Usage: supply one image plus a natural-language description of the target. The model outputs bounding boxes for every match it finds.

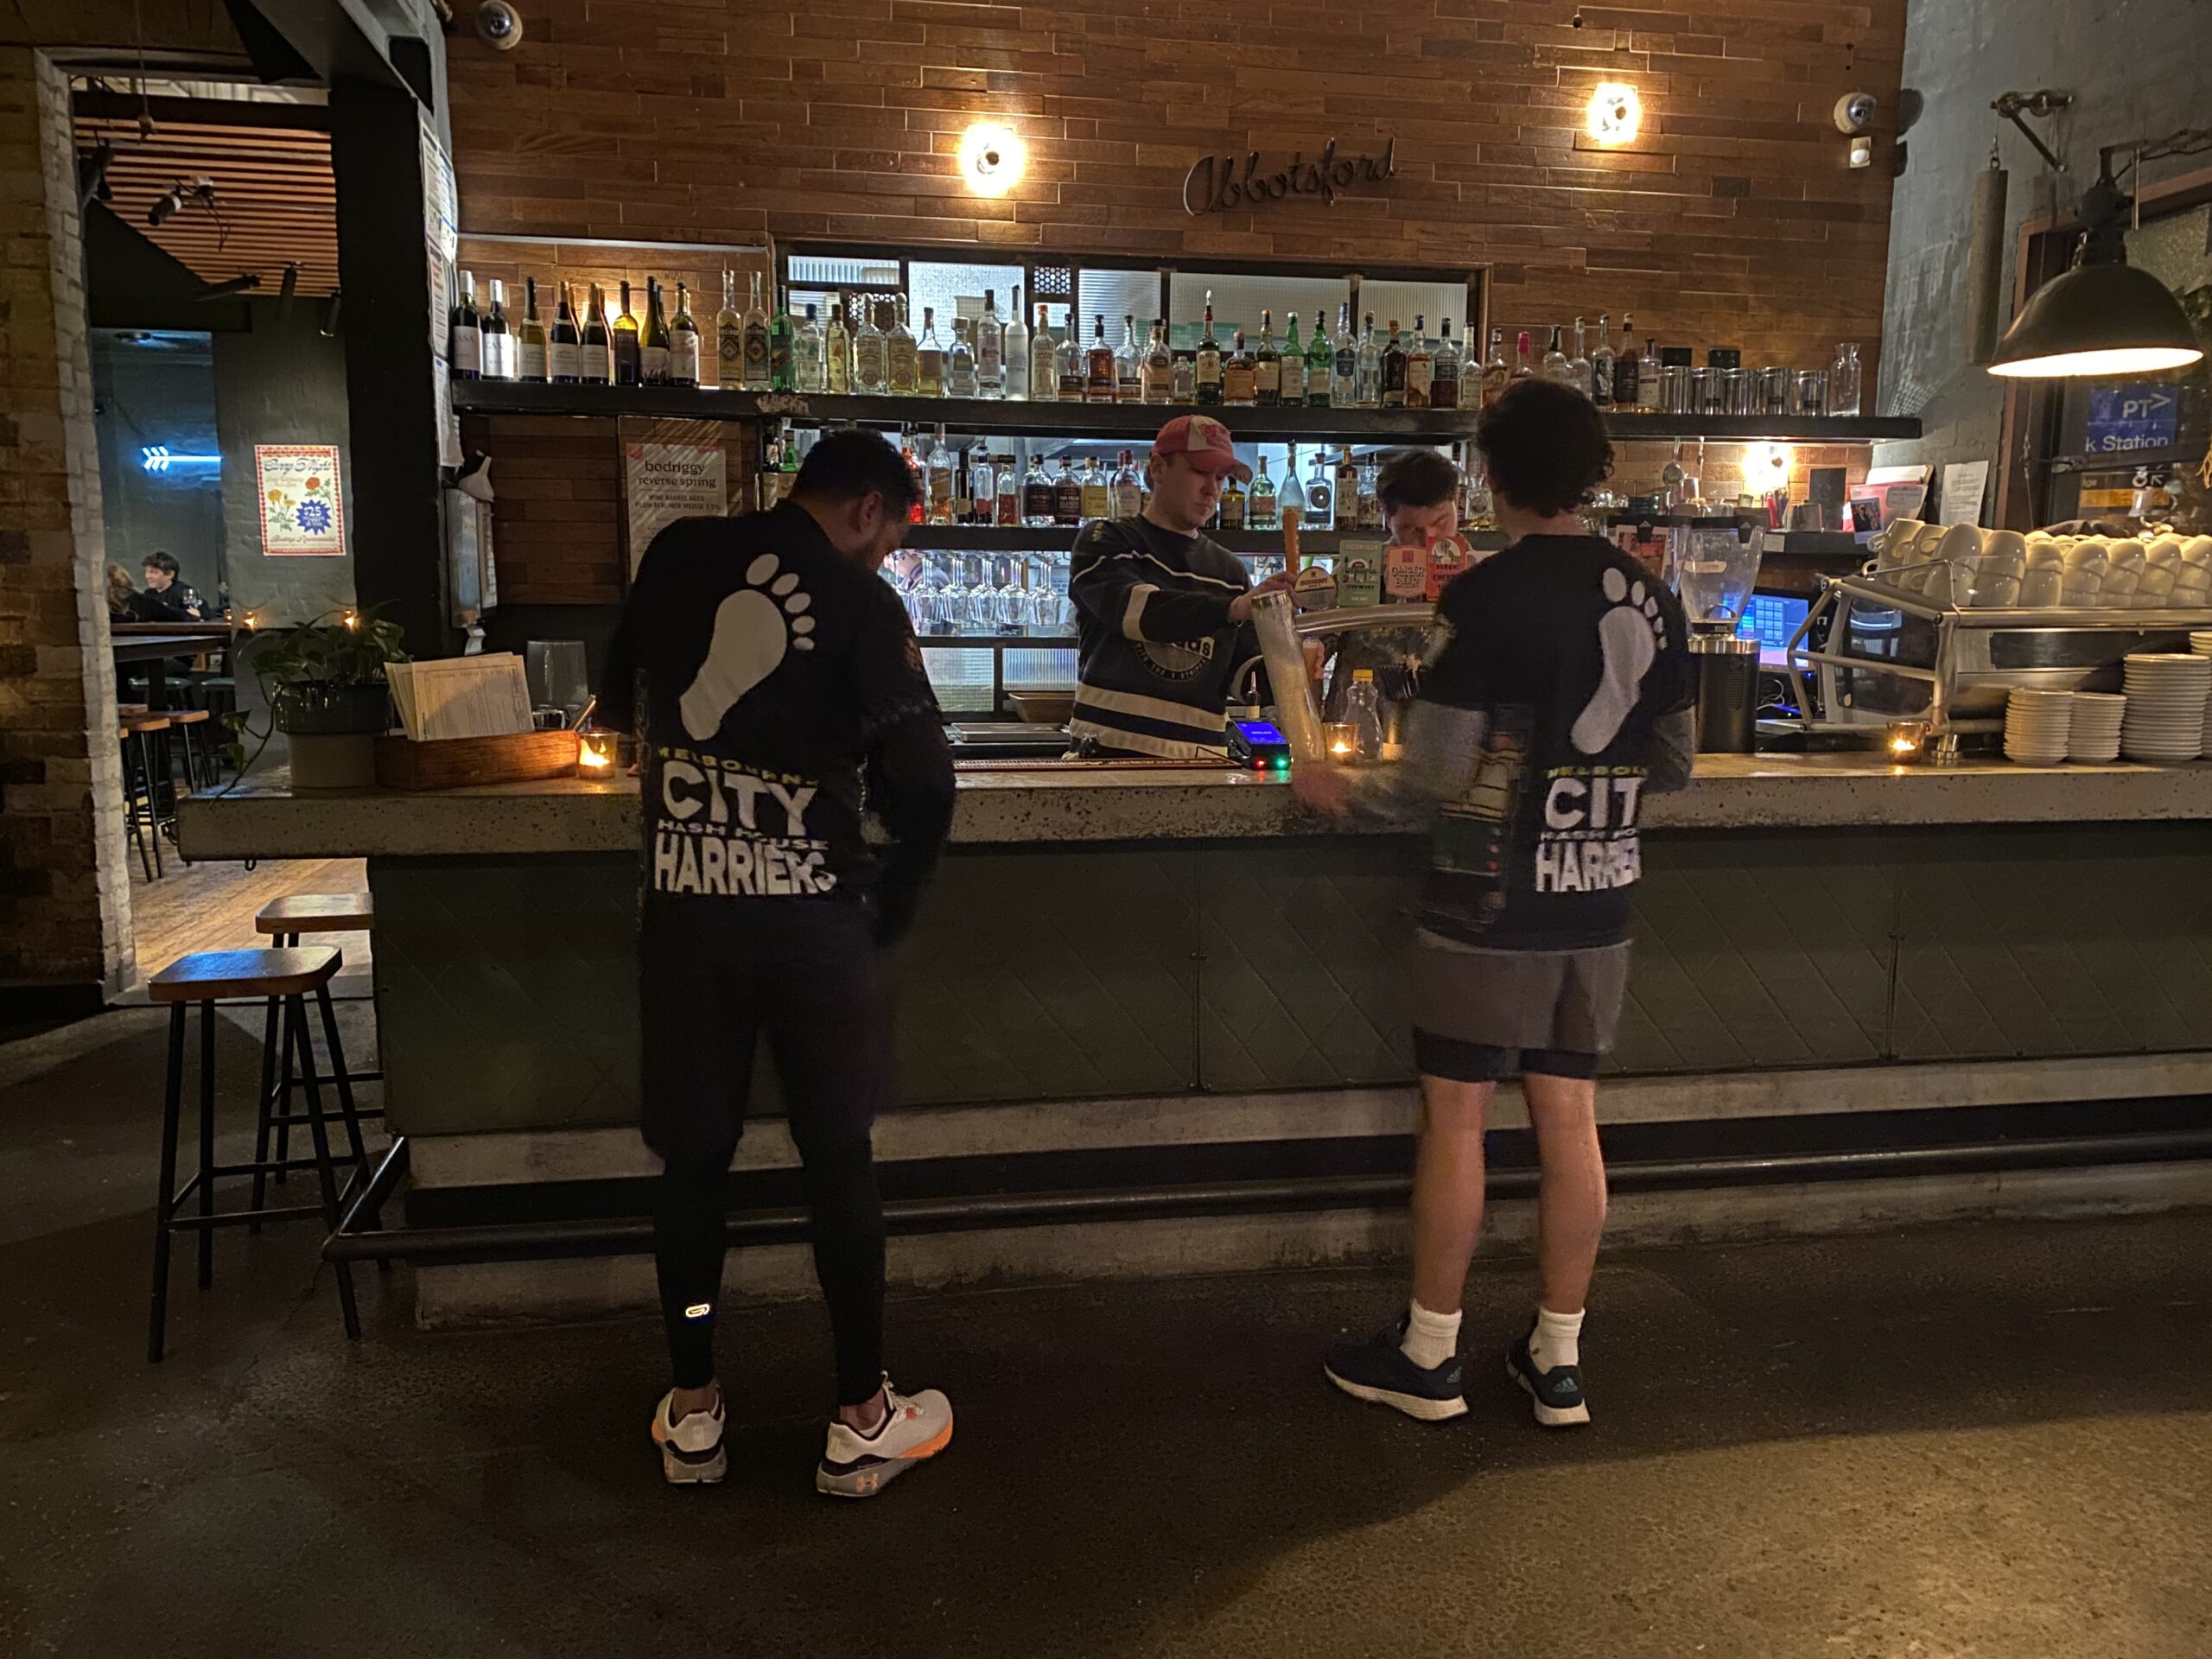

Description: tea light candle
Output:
[1323,721,1357,761]
[1885,721,1929,763]
[579,729,620,771]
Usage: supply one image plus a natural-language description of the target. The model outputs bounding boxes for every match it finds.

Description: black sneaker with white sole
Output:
[1505,1332,1590,1427]
[1324,1314,1467,1422]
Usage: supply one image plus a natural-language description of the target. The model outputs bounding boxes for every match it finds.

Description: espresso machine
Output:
[1673,521,1764,753]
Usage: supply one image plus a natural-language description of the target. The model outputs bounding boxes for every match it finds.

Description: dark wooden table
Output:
[113,632,230,711]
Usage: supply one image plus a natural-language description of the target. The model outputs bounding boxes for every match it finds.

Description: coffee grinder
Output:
[1672,520,1764,753]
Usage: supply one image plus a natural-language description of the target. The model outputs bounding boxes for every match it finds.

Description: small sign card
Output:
[254,444,346,558]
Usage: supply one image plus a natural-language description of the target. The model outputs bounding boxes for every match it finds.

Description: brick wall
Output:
[0,48,133,993]
[447,0,1906,385]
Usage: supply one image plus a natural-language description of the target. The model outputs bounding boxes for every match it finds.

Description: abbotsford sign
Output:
[1181,137,1398,216]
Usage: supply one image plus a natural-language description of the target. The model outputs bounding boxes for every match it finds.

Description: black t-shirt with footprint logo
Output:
[1419,533,1693,951]
[600,503,954,930]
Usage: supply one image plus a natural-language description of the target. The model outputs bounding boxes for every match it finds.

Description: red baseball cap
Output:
[1149,414,1251,483]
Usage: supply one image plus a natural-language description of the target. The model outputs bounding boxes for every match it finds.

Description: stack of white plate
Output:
[2120,653,2212,761]
[2193,632,2212,755]
[2068,692,2126,763]
[2004,688,2073,765]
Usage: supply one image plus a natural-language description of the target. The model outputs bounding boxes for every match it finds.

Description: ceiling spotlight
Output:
[194,274,262,301]
[148,177,215,228]
[321,290,342,338]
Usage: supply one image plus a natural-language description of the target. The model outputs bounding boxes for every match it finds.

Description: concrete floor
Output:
[3,1009,2209,1657]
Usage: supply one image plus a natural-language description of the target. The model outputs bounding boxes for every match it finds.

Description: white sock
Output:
[1401,1300,1462,1370]
[1530,1306,1584,1373]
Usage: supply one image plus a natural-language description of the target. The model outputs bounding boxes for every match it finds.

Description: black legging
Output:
[642,899,893,1407]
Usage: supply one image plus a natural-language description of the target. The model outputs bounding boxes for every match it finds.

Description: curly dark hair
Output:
[1375,447,1461,517]
[792,428,921,518]
[1473,378,1613,517]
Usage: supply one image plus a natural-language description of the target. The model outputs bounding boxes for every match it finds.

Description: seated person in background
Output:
[130,550,207,623]
[105,563,137,620]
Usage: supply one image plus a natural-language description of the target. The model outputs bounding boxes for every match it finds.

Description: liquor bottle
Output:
[1336,447,1360,531]
[887,298,919,394]
[1218,468,1246,532]
[1171,345,1196,405]
[1196,290,1224,405]
[1280,445,1306,526]
[1224,329,1255,405]
[518,276,550,382]
[1429,317,1459,409]
[947,318,977,398]
[1404,317,1431,410]
[1568,318,1591,397]
[1356,456,1382,530]
[670,283,702,387]
[854,301,888,394]
[1660,440,1686,510]
[1306,305,1333,405]
[1510,329,1535,381]
[995,454,1020,526]
[1248,454,1278,531]
[639,278,671,385]
[1355,314,1382,407]
[1306,448,1335,529]
[1079,454,1112,521]
[1085,315,1116,403]
[917,307,945,396]
[967,448,995,525]
[1639,336,1657,410]
[715,270,743,389]
[1028,303,1058,402]
[1141,320,1173,404]
[792,302,823,393]
[1612,313,1640,409]
[482,278,514,379]
[1480,327,1508,406]
[1056,320,1084,401]
[1253,310,1281,406]
[549,282,582,383]
[824,301,850,394]
[1590,313,1615,410]
[976,289,1004,397]
[767,288,795,391]
[895,426,925,524]
[448,270,482,379]
[1332,305,1358,406]
[926,431,955,524]
[1116,315,1142,403]
[741,273,770,391]
[1112,448,1143,518]
[580,283,613,385]
[1022,455,1055,527]
[1541,325,1570,384]
[1380,320,1408,409]
[1280,313,1306,406]
[1053,457,1084,526]
[1004,285,1029,401]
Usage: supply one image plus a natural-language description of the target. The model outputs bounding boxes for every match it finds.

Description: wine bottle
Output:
[670,282,701,387]
[448,269,482,379]
[482,279,514,380]
[581,283,613,385]
[518,276,549,382]
[1254,309,1280,406]
[549,282,581,383]
[611,281,641,386]
[639,278,671,385]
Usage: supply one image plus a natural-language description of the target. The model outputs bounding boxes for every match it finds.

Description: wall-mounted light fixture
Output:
[1584,83,1640,146]
[957,121,1027,196]
[140,445,220,474]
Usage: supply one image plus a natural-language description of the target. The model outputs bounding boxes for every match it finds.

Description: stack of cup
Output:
[2120,653,2212,761]
[2003,688,2073,765]
[2192,632,2212,756]
[2067,692,2126,763]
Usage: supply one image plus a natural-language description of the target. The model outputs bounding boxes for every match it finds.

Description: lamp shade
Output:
[1987,260,2204,378]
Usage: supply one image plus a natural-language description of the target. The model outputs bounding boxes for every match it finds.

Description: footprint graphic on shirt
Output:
[677,553,816,740]
[1570,566,1668,755]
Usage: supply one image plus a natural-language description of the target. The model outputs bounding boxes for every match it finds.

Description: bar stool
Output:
[146,946,367,1362]
[252,893,382,1213]
[166,707,215,794]
[118,715,171,880]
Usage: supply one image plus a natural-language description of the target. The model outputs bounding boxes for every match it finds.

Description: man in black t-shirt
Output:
[598,430,959,1497]
[1297,379,1694,1430]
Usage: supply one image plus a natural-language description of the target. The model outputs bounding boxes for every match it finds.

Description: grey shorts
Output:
[1407,934,1631,1077]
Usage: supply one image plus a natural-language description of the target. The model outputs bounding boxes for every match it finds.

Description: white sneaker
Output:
[815,1376,953,1497]
[652,1389,728,1485]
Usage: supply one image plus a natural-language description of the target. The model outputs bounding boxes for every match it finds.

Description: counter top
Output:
[177,753,2212,861]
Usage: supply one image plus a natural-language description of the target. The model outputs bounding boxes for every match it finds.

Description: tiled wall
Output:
[0,49,132,991]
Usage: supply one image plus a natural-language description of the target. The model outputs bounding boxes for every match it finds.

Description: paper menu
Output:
[385,654,535,741]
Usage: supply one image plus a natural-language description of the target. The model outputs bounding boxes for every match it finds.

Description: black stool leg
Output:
[288,995,361,1341]
[250,995,280,1230]
[137,732,163,878]
[197,1000,215,1288]
[148,1004,186,1363]
[272,948,296,1180]
[123,739,153,882]
[315,983,372,1186]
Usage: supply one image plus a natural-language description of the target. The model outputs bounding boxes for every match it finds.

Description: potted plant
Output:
[221,606,408,791]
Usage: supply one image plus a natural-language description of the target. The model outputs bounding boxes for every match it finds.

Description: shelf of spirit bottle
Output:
[450,381,1921,444]
[898,527,1444,556]
[914,635,1078,649]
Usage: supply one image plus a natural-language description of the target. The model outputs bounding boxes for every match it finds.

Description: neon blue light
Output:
[141,445,220,474]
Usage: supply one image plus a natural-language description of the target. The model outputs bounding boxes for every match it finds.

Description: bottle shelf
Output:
[897,526,1512,555]
[450,380,1919,444]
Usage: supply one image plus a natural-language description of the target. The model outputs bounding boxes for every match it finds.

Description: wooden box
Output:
[373,729,580,791]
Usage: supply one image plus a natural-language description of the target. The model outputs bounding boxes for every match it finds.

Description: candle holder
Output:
[1884,720,1930,764]
[578,728,623,772]
[1323,721,1359,763]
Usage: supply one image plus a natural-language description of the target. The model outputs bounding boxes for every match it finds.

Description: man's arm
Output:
[855,588,956,945]
[1068,523,1244,644]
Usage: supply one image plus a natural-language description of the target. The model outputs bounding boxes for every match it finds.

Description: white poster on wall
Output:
[254,444,346,558]
[625,442,727,576]
[1938,460,1990,527]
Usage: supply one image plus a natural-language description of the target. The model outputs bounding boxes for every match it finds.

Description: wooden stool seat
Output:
[167,708,212,725]
[123,714,173,734]
[257,893,375,935]
[118,702,149,715]
[150,946,342,1003]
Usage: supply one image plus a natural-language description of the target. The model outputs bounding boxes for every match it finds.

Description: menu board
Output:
[254,444,346,557]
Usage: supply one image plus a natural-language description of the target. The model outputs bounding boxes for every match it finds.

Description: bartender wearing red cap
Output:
[1066,415,1297,759]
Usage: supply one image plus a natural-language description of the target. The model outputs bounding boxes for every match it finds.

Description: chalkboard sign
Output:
[2084,385,2179,454]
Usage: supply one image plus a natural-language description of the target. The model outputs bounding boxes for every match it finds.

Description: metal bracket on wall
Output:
[1993,90,2073,173]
